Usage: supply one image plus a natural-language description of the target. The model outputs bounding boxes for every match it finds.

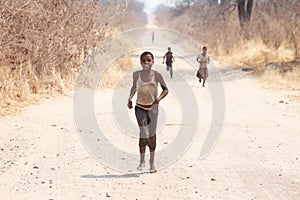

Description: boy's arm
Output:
[153,71,168,104]
[196,55,200,63]
[162,53,166,63]
[127,72,138,109]
[197,55,207,64]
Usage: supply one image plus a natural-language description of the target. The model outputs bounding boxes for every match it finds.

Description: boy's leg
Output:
[149,150,156,173]
[202,68,208,87]
[137,146,146,170]
[138,125,149,170]
[149,135,157,173]
[148,109,158,173]
[135,106,150,170]
[170,66,173,79]
[166,62,171,71]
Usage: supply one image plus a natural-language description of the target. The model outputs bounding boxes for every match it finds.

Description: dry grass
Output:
[97,53,135,90]
[253,60,300,102]
[217,40,295,67]
[255,60,300,89]
[0,0,145,118]
[156,0,300,95]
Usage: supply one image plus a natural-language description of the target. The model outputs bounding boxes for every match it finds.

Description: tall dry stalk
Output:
[0,0,144,117]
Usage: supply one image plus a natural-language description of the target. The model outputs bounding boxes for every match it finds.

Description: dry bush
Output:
[119,1,147,29]
[155,1,244,57]
[154,0,300,100]
[257,61,300,92]
[0,0,145,117]
[157,0,300,64]
[156,0,299,77]
[97,53,135,90]
[217,39,294,67]
[252,0,300,60]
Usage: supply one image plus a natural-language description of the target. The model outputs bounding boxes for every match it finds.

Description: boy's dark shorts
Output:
[135,106,158,151]
[166,61,173,68]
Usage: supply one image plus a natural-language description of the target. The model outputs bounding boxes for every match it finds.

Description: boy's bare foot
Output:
[199,79,201,83]
[137,162,145,171]
[150,168,157,173]
[150,164,157,173]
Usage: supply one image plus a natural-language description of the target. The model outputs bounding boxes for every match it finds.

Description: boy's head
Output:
[168,47,171,51]
[140,51,154,70]
[140,51,154,61]
[202,46,207,52]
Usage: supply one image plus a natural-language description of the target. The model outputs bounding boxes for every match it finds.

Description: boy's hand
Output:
[127,100,133,109]
[152,99,160,105]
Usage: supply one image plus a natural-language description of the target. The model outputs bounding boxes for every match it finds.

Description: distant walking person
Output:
[196,46,210,87]
[127,51,169,173]
[162,47,175,79]
[151,32,155,43]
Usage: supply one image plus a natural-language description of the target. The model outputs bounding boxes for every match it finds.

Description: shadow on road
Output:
[80,172,148,179]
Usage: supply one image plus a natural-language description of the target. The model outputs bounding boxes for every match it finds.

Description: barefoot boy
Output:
[162,47,175,79]
[127,51,168,173]
[196,46,210,87]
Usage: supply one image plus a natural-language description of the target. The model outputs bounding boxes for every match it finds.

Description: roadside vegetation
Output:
[156,0,300,90]
[0,0,145,117]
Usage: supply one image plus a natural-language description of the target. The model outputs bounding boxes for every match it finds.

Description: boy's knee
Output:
[148,135,156,151]
[139,126,149,138]
[139,138,148,147]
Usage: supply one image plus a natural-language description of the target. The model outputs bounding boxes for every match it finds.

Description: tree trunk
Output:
[209,0,219,7]
[237,0,254,39]
[238,0,254,26]
[220,0,223,4]
[220,0,231,5]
